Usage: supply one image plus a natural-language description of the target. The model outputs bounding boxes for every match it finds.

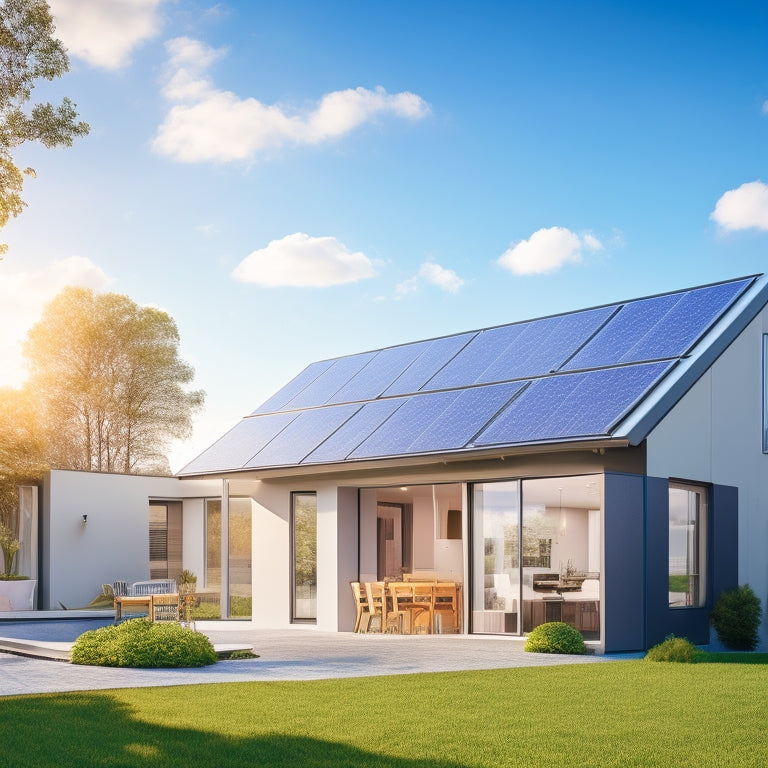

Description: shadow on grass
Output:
[1,694,468,768]
[696,652,768,664]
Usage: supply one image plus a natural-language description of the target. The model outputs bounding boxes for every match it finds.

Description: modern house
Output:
[12,274,768,653]
[172,273,768,652]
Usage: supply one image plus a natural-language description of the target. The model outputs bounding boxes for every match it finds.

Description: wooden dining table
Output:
[382,581,462,634]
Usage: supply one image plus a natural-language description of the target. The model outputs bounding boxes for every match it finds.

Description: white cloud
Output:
[153,37,430,163]
[231,233,376,288]
[50,0,165,70]
[497,227,603,276]
[710,180,768,232]
[0,256,111,386]
[396,261,465,297]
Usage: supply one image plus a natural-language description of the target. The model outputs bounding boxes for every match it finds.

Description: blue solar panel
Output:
[407,382,526,454]
[564,279,752,371]
[474,362,674,446]
[382,332,477,396]
[246,404,361,467]
[475,306,617,384]
[349,391,462,459]
[303,399,405,464]
[281,351,377,410]
[180,412,299,474]
[252,360,335,414]
[327,342,430,404]
[421,324,529,391]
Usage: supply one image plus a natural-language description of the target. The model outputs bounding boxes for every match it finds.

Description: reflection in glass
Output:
[472,482,520,634]
[669,483,706,607]
[229,498,252,618]
[472,476,602,640]
[292,492,317,621]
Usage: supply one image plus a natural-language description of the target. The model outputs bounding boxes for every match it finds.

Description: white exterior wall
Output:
[43,470,219,610]
[646,307,768,647]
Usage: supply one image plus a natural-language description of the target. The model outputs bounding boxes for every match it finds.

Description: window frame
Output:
[668,481,708,609]
[290,491,318,624]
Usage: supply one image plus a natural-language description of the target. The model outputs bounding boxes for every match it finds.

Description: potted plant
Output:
[0,477,37,610]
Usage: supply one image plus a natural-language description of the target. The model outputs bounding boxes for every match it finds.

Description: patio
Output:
[0,622,630,697]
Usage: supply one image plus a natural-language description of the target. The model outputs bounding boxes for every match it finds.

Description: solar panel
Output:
[281,350,377,410]
[349,390,463,459]
[180,412,299,474]
[407,382,526,454]
[303,399,405,464]
[246,404,361,467]
[420,323,527,391]
[382,332,477,396]
[563,279,752,371]
[475,305,617,383]
[327,342,430,404]
[252,359,335,414]
[474,362,674,446]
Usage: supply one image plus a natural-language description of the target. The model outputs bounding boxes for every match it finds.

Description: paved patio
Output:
[0,619,640,698]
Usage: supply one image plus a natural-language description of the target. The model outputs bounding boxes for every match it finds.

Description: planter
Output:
[0,579,37,611]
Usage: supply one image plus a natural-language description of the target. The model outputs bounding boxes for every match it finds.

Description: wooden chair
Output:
[350,582,372,633]
[431,582,459,633]
[364,582,387,633]
[411,583,434,634]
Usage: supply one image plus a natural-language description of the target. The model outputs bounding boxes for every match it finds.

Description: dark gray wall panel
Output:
[603,472,646,652]
[710,483,739,605]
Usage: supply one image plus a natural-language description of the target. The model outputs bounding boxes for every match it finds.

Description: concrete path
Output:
[0,621,640,698]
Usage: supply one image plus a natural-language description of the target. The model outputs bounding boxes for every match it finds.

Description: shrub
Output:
[226,649,259,660]
[71,619,218,668]
[524,622,586,654]
[710,584,763,651]
[645,635,700,663]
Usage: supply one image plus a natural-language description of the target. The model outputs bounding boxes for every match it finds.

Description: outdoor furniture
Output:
[113,579,179,622]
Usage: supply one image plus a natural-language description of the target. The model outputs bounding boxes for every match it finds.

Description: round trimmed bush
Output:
[645,635,699,663]
[710,584,763,651]
[524,622,586,654]
[71,619,218,668]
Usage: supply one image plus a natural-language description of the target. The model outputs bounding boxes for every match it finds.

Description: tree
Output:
[0,0,89,254]
[0,385,46,575]
[23,286,205,475]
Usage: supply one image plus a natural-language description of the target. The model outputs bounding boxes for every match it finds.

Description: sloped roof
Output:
[179,274,767,476]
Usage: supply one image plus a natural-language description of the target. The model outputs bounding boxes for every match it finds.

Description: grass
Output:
[1,660,766,767]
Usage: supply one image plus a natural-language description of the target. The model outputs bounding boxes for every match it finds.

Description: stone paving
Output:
[0,621,641,698]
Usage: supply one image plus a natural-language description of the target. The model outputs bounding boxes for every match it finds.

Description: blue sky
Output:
[1,0,767,471]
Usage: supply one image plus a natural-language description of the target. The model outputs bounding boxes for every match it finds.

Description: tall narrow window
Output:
[149,502,182,580]
[228,498,252,618]
[292,492,317,622]
[668,483,707,608]
[763,334,768,453]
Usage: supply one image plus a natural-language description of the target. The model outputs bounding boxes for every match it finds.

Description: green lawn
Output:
[1,660,766,767]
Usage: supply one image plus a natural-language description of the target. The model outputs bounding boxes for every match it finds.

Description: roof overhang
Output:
[613,273,768,444]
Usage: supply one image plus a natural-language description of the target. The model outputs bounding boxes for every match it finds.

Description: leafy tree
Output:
[0,0,89,254]
[23,286,204,475]
[0,386,46,575]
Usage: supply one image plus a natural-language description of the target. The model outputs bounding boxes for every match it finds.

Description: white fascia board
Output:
[614,274,768,445]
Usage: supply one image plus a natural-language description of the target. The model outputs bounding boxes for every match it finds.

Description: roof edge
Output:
[614,273,768,444]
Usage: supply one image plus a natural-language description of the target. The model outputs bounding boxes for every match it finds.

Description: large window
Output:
[471,476,602,639]
[668,482,707,608]
[292,492,317,622]
[204,497,252,619]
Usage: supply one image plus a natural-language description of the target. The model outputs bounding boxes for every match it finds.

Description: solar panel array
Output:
[180,277,754,475]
